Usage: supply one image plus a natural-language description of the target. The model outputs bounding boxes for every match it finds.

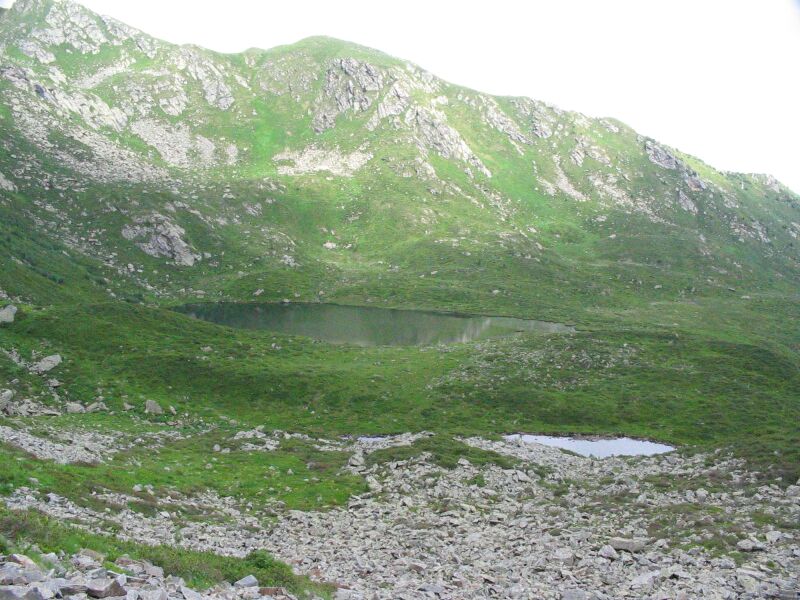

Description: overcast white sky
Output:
[4,0,799,192]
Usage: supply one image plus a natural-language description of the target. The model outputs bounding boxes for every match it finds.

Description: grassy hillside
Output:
[0,0,798,555]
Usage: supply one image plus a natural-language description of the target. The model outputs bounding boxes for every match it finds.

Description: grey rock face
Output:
[56,581,87,596]
[35,86,129,131]
[560,591,590,600]
[1,63,124,130]
[366,80,411,131]
[0,67,167,184]
[645,140,679,170]
[313,58,384,132]
[34,0,110,55]
[18,39,55,64]
[347,452,365,468]
[510,97,556,139]
[474,95,531,148]
[0,305,17,324]
[684,171,707,191]
[122,214,200,266]
[677,189,698,214]
[0,564,39,586]
[174,48,234,110]
[736,538,766,552]
[629,570,660,589]
[405,106,491,178]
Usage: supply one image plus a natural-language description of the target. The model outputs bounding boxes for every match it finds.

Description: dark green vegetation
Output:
[0,0,798,577]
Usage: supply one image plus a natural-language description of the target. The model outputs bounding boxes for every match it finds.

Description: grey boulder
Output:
[86,578,126,598]
[144,400,163,415]
[0,305,17,324]
[233,575,258,588]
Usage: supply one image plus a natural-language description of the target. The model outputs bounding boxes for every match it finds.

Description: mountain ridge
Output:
[2,0,796,196]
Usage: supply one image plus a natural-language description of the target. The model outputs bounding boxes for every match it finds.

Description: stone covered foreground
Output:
[0,551,298,600]
[4,433,799,599]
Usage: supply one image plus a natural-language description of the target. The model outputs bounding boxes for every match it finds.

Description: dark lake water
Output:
[176,302,575,347]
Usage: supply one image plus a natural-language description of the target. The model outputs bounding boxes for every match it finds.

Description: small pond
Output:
[505,434,674,458]
[176,302,575,347]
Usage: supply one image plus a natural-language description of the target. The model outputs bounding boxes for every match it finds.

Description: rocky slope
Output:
[5,431,800,599]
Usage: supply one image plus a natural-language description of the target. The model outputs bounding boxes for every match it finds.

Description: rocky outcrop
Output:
[511,98,557,139]
[273,145,372,177]
[482,97,530,146]
[1,66,167,183]
[405,107,491,177]
[645,140,680,170]
[677,189,698,214]
[365,80,411,130]
[171,49,234,110]
[1,65,127,131]
[100,15,161,58]
[0,390,58,418]
[17,38,55,63]
[122,214,200,266]
[33,0,109,55]
[258,53,318,99]
[313,58,384,132]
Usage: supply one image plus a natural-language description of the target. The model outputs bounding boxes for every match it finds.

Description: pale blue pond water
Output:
[505,434,674,458]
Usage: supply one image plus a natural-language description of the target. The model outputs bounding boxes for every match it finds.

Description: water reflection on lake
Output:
[176,302,574,347]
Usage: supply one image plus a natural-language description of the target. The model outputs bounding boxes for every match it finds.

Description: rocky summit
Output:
[0,0,799,599]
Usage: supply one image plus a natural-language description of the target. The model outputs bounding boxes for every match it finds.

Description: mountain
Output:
[0,2,799,596]
[1,0,798,308]
[1,0,799,465]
